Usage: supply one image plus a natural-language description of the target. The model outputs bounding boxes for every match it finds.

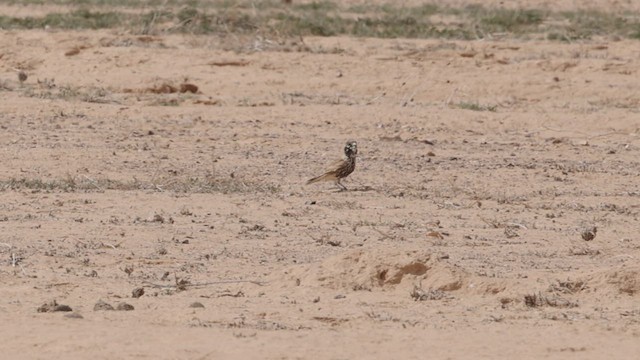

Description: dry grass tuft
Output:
[524,292,578,308]
[0,175,279,194]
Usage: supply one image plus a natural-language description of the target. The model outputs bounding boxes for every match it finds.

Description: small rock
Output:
[132,287,145,298]
[180,83,198,94]
[37,300,72,313]
[18,71,27,83]
[581,226,597,241]
[116,303,135,311]
[94,300,115,311]
[54,304,73,312]
[189,302,205,309]
[334,294,346,299]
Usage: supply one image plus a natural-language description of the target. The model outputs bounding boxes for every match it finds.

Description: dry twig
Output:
[142,279,266,289]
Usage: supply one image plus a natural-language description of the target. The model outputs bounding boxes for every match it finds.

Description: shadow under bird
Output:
[306,140,358,191]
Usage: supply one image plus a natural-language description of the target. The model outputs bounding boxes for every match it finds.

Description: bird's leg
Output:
[335,180,347,191]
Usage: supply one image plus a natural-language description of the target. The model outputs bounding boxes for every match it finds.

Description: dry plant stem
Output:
[540,121,630,140]
[306,232,322,243]
[82,175,104,191]
[505,222,528,229]
[142,11,158,34]
[142,279,266,289]
[401,87,420,107]
[11,253,27,276]
[165,17,196,32]
[366,92,386,105]
[103,243,118,250]
[373,227,392,241]
[444,87,459,107]
[480,216,502,228]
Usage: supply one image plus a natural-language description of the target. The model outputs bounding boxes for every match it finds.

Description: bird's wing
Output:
[324,158,346,173]
[306,158,344,184]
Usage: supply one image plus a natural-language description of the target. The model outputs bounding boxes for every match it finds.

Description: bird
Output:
[307,140,358,191]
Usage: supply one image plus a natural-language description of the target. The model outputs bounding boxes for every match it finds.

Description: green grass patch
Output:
[477,7,545,32]
[1,2,640,41]
[0,9,122,29]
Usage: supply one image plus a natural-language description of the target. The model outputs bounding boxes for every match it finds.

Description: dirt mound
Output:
[583,266,640,296]
[281,249,468,292]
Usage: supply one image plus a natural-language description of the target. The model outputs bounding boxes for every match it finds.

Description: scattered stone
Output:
[180,83,198,93]
[123,265,134,276]
[37,300,72,313]
[581,226,597,241]
[65,47,81,56]
[94,300,115,311]
[116,302,135,311]
[54,304,73,312]
[132,287,145,298]
[189,302,205,309]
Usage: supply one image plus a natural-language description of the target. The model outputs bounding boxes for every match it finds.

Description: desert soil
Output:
[1,2,640,359]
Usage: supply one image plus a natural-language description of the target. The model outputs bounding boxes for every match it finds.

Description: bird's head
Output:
[344,140,358,157]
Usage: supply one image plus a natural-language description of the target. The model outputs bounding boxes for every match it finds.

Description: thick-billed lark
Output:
[307,140,357,191]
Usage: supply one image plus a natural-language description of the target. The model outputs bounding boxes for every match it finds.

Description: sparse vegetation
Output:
[1,2,640,40]
[0,9,123,30]
[411,285,451,301]
[451,101,497,112]
[0,175,279,194]
[524,292,578,308]
[24,83,114,103]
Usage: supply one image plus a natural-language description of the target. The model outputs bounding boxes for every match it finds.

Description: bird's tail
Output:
[306,173,331,185]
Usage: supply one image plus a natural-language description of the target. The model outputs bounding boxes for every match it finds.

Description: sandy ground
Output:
[1,3,640,359]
